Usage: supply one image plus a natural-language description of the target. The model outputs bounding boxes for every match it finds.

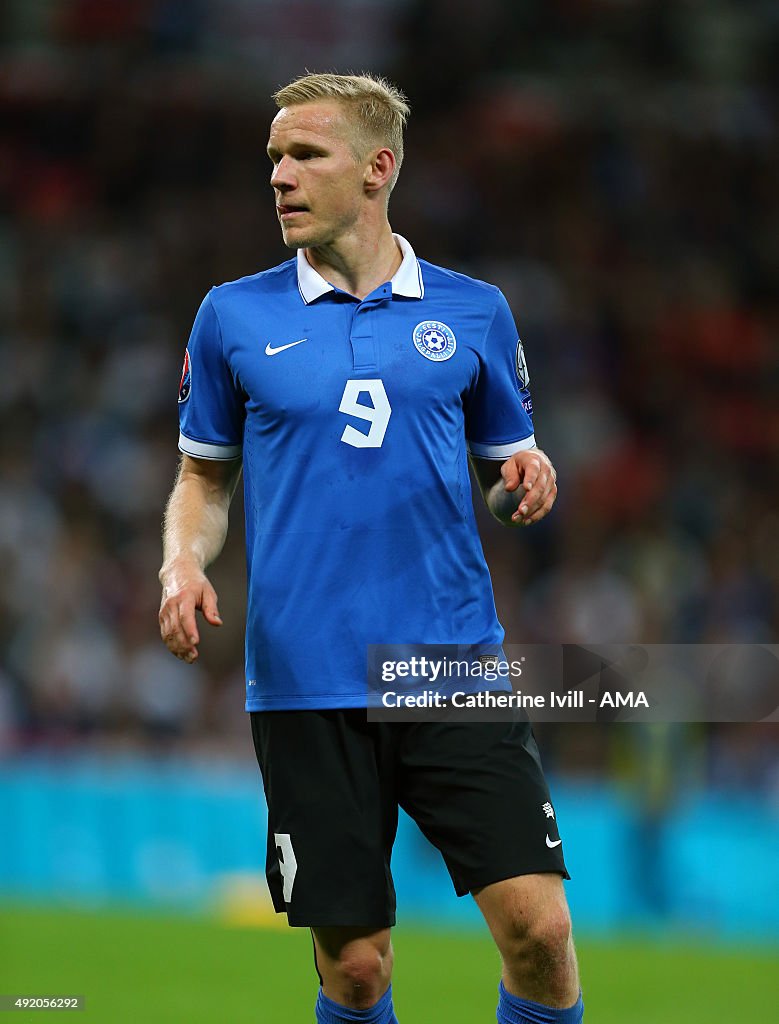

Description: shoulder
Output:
[208,258,298,310]
[418,258,502,308]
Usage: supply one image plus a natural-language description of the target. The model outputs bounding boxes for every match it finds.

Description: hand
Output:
[158,560,223,663]
[500,447,558,526]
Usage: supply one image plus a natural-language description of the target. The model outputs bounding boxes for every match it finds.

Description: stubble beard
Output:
[279,203,360,252]
[280,222,322,251]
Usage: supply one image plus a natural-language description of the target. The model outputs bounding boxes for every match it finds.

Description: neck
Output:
[304,223,401,300]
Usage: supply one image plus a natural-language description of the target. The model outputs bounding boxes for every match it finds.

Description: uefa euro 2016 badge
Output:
[413,320,456,362]
[178,348,191,403]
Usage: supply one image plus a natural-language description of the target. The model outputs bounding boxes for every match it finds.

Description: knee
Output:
[339,942,391,999]
[525,906,573,968]
[323,937,393,1009]
[503,904,573,974]
[477,878,579,1004]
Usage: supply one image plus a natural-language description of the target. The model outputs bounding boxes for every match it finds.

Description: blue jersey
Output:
[178,235,535,711]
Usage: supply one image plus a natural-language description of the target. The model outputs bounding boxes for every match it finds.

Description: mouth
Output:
[277,204,309,220]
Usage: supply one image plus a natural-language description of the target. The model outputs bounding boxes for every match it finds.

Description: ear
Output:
[364,148,396,193]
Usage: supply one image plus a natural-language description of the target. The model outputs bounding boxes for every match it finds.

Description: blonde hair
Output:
[273,72,410,193]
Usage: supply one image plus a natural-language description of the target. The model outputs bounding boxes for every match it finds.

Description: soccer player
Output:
[159,73,583,1024]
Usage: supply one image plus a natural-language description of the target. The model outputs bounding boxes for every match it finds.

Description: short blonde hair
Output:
[273,72,410,193]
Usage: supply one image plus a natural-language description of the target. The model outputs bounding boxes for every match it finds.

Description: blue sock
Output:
[315,983,398,1024]
[497,981,583,1023]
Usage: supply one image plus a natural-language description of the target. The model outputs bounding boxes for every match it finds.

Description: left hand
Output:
[500,447,558,525]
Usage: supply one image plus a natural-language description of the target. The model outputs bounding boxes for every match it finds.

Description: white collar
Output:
[296,233,424,304]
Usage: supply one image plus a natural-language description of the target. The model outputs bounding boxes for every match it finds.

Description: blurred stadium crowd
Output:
[0,2,777,790]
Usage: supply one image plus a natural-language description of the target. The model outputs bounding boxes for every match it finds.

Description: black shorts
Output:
[250,708,569,927]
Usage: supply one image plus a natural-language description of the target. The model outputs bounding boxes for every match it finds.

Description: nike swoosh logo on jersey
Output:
[546,835,562,848]
[265,338,308,356]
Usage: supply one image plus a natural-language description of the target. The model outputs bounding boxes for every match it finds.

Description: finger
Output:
[516,455,542,501]
[512,476,554,522]
[158,607,170,640]
[161,619,196,660]
[518,488,557,525]
[178,598,200,647]
[158,596,198,660]
[201,585,223,627]
[514,469,549,518]
[500,458,521,492]
[161,600,197,657]
[168,626,198,662]
[159,605,183,649]
[162,627,196,661]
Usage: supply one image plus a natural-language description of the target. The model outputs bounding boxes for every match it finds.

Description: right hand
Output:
[158,560,223,663]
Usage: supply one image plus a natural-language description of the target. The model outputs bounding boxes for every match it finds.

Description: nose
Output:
[270,156,295,193]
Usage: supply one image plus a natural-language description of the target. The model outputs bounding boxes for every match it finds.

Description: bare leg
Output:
[474,873,580,1008]
[312,926,394,1011]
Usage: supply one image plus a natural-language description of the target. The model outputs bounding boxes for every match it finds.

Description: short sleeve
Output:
[177,291,244,460]
[465,289,535,459]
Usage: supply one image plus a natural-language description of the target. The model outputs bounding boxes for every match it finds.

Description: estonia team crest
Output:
[413,320,456,362]
[515,338,530,389]
[178,348,191,403]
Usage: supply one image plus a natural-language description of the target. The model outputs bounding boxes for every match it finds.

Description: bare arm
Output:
[470,447,557,527]
[158,454,242,662]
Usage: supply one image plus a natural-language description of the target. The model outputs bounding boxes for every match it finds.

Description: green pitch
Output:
[1,905,776,1023]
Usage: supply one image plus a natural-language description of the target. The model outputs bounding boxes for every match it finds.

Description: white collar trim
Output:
[296,233,423,303]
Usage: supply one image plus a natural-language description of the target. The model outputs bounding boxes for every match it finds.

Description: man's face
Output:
[267,101,369,249]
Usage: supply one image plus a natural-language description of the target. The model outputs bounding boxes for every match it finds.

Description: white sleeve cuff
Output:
[178,432,242,460]
[466,434,536,460]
